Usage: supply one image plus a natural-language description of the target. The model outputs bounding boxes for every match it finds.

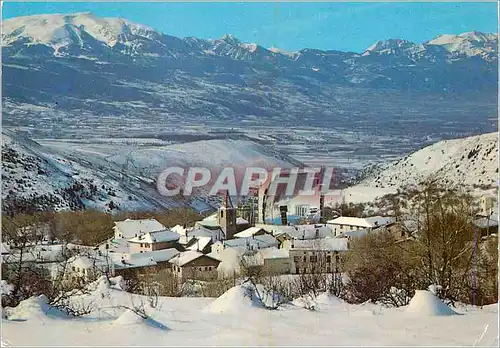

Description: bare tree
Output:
[239,253,291,310]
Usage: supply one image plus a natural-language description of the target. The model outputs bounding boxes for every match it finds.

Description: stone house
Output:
[282,238,348,274]
[169,251,221,281]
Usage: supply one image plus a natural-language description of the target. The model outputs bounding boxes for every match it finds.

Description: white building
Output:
[114,248,180,271]
[64,253,115,281]
[214,246,292,278]
[479,193,498,217]
[326,216,394,236]
[128,229,180,254]
[113,219,168,239]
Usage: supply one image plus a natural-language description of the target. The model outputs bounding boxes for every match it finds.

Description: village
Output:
[2,182,498,299]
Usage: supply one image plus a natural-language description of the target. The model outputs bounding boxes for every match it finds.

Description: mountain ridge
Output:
[3,12,497,59]
[356,132,498,191]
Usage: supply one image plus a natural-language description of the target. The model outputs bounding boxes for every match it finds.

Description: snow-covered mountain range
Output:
[357,132,498,191]
[2,13,497,122]
[3,13,497,62]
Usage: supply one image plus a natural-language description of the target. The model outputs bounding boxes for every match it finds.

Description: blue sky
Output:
[2,2,498,52]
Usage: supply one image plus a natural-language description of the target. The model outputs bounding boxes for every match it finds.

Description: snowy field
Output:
[2,277,498,346]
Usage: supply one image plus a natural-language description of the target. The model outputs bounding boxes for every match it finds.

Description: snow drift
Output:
[205,285,259,313]
[113,309,169,331]
[405,290,458,316]
[206,283,288,313]
[4,295,69,321]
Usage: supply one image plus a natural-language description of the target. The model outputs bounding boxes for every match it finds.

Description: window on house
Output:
[199,267,203,271]
[350,226,353,230]
[140,243,143,247]
[310,255,318,263]
[72,266,75,272]
[296,267,300,274]
[326,265,331,272]
[326,255,332,263]
[303,256,306,262]
[220,210,224,218]
[293,256,301,263]
[335,255,340,263]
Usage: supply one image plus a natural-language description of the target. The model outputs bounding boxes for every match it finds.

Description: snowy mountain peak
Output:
[364,38,416,55]
[220,34,241,45]
[2,12,159,52]
[426,31,497,59]
[458,31,496,42]
[362,31,497,60]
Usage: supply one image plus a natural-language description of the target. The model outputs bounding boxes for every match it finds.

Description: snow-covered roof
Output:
[196,213,219,228]
[114,219,167,239]
[473,217,499,229]
[234,227,268,238]
[203,212,218,221]
[187,237,212,252]
[187,226,224,242]
[327,216,394,228]
[237,217,249,225]
[206,251,223,262]
[128,230,179,244]
[169,250,220,267]
[255,224,298,235]
[130,248,180,263]
[258,247,289,260]
[197,213,248,228]
[241,247,289,267]
[289,238,349,251]
[68,253,110,270]
[224,234,279,250]
[286,225,335,240]
[97,238,129,254]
